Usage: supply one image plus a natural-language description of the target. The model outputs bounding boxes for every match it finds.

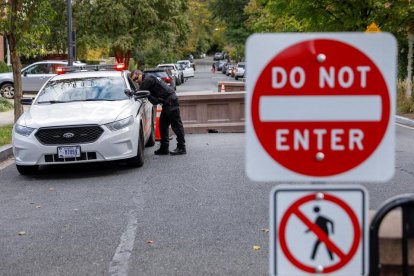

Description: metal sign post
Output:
[245,33,397,276]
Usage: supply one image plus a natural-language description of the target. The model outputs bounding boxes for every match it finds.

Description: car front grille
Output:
[35,125,104,145]
[44,152,97,163]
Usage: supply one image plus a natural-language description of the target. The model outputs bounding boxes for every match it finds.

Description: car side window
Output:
[127,77,139,90]
[25,64,50,75]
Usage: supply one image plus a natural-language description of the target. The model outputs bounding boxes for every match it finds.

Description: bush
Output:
[0,97,13,112]
[397,80,414,114]
[0,61,11,73]
[0,125,12,146]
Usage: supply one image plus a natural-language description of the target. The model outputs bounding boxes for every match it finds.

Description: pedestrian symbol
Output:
[306,206,334,261]
[270,185,368,276]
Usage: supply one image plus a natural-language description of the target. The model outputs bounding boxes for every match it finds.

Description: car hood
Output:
[19,100,136,128]
[0,72,13,79]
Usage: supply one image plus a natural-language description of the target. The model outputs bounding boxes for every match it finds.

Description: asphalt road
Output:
[176,57,239,93]
[0,57,414,275]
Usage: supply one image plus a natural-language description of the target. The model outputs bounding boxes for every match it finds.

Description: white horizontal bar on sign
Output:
[259,95,382,122]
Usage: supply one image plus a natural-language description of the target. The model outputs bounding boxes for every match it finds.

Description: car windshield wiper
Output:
[37,100,67,104]
[84,99,118,101]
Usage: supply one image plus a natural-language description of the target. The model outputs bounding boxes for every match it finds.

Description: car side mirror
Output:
[134,90,150,99]
[124,89,134,97]
[23,71,28,77]
[21,98,33,105]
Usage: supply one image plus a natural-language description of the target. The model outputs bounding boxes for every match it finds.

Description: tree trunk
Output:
[407,33,414,99]
[7,33,23,123]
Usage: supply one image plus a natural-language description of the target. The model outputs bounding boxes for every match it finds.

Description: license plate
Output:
[57,146,81,158]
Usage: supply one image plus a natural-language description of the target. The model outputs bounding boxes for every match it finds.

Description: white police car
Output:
[12,64,155,175]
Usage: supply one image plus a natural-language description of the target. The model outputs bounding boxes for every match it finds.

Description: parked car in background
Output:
[216,60,226,72]
[235,62,246,80]
[223,63,234,76]
[176,63,186,84]
[144,68,176,90]
[177,60,195,79]
[0,60,86,99]
[12,64,155,175]
[214,52,225,61]
[157,63,183,85]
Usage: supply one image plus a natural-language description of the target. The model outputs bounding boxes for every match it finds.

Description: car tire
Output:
[1,83,15,99]
[145,113,156,147]
[16,164,39,175]
[126,127,144,168]
[235,76,239,80]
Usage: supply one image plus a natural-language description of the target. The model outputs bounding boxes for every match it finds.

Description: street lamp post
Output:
[67,0,73,66]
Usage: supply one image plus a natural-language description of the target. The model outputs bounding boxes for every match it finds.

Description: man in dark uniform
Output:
[131,70,186,155]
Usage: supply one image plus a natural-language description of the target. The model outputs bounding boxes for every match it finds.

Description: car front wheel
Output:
[1,83,14,99]
[126,127,144,168]
[16,165,39,175]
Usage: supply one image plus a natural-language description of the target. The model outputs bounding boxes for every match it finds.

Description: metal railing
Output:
[370,194,414,276]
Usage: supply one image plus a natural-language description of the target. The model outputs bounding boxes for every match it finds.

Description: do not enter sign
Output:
[246,33,396,182]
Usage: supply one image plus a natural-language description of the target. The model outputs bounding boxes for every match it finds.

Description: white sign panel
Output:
[270,185,369,276]
[246,33,396,182]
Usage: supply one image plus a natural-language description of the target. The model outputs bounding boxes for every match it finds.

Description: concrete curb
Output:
[396,115,414,127]
[0,115,413,164]
[0,144,12,162]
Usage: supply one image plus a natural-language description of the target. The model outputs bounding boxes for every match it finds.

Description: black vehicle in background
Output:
[143,68,176,91]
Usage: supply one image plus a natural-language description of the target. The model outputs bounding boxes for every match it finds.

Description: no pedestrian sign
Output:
[246,33,396,182]
[270,185,368,276]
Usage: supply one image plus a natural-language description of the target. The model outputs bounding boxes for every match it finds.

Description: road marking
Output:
[109,210,139,276]
[397,123,414,130]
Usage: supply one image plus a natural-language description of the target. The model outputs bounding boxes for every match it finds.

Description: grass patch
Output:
[397,80,414,114]
[0,97,13,112]
[0,124,12,146]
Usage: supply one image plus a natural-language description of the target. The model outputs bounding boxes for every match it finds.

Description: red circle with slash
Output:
[278,193,361,273]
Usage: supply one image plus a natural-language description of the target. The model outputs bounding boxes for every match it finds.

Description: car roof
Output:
[158,64,176,67]
[32,60,85,65]
[51,70,125,81]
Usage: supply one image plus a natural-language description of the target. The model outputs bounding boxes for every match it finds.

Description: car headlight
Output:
[14,124,36,136]
[105,115,134,131]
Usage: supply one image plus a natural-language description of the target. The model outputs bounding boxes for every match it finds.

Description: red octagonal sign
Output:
[246,34,396,182]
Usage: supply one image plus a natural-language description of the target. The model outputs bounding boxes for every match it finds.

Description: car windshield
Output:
[158,66,174,70]
[36,77,128,104]
[238,64,245,69]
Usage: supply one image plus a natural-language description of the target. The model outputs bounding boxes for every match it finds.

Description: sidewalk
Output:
[0,109,14,127]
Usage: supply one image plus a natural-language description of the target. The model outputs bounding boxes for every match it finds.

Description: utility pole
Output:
[67,0,73,66]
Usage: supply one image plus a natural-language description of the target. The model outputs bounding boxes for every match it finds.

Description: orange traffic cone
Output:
[155,105,162,141]
[220,82,225,92]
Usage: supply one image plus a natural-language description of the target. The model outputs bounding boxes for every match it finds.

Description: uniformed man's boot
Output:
[170,146,186,155]
[154,146,169,155]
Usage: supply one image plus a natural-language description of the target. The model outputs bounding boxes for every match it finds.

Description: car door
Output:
[22,63,54,94]
[128,76,152,138]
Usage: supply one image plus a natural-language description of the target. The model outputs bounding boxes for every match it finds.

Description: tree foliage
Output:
[0,0,54,121]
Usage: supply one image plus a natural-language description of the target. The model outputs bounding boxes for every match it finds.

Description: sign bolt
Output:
[315,192,324,200]
[317,53,326,63]
[315,265,324,273]
[315,152,325,161]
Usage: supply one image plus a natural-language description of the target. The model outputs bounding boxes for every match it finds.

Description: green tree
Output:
[0,0,54,121]
[73,0,190,68]
[209,0,251,59]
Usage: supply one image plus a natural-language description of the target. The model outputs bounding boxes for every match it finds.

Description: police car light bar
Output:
[56,64,126,75]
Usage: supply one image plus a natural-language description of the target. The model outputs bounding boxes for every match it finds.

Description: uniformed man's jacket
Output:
[139,74,175,101]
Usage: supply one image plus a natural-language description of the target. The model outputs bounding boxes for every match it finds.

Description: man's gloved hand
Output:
[148,95,159,105]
